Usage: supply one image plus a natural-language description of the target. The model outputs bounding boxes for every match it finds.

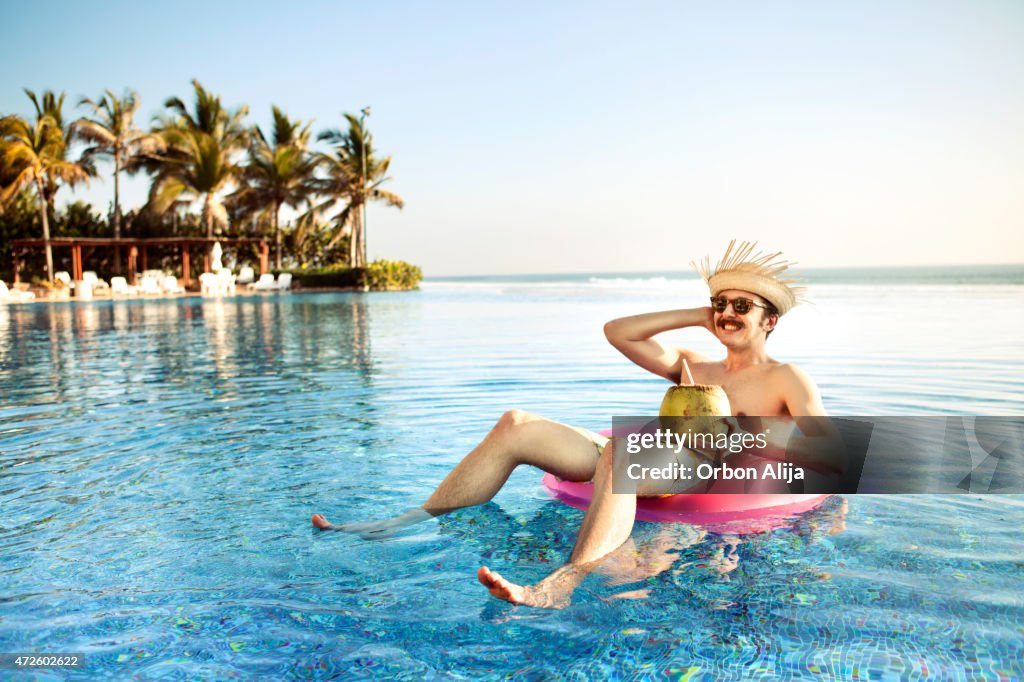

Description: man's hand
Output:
[701,305,716,334]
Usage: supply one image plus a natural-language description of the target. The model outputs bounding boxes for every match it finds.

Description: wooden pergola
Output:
[10,237,269,286]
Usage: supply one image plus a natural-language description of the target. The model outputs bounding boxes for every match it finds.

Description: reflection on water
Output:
[1,294,376,405]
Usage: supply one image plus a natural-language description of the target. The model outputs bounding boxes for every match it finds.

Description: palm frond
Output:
[0,162,38,208]
[325,203,354,249]
[371,188,404,209]
[74,119,116,148]
[148,177,188,215]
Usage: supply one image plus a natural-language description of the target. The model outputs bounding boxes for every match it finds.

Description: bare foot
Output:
[477,566,529,604]
[477,566,580,609]
[311,513,334,530]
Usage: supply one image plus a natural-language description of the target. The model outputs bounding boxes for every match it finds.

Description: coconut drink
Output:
[659,383,731,417]
[660,358,730,417]
[659,383,731,445]
[657,360,732,453]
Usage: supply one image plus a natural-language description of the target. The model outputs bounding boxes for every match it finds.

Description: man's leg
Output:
[312,410,604,535]
[478,440,707,608]
[477,439,638,608]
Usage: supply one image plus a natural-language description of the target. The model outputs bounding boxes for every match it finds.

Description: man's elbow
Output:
[603,319,622,343]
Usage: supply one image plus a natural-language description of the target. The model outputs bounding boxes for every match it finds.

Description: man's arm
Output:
[777,364,827,417]
[775,364,844,474]
[603,308,715,382]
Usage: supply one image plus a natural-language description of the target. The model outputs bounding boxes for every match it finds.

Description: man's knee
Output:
[496,409,539,432]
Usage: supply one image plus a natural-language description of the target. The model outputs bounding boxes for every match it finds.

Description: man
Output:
[312,240,828,608]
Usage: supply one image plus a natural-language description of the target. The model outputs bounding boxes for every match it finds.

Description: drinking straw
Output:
[682,358,695,386]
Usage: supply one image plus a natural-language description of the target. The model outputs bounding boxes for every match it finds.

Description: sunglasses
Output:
[710,296,769,315]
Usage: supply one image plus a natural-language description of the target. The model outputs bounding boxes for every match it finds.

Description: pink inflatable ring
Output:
[542,430,830,534]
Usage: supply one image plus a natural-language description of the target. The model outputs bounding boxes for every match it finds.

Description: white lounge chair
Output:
[55,271,72,288]
[110,276,138,296]
[200,271,235,296]
[250,273,276,291]
[237,266,255,285]
[217,269,235,295]
[274,273,292,291]
[139,274,162,295]
[199,272,220,295]
[0,279,36,302]
[161,275,185,294]
[83,271,110,292]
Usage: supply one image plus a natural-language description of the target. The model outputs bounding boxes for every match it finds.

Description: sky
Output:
[2,0,1022,276]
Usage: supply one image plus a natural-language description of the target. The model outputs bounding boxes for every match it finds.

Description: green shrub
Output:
[283,260,422,291]
[361,260,423,290]
[281,264,362,288]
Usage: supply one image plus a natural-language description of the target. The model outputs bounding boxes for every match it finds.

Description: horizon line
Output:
[426,262,1024,279]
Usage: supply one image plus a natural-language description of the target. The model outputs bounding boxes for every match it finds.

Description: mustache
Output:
[717,317,745,329]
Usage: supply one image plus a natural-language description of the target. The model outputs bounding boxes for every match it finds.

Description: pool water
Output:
[1,281,1022,680]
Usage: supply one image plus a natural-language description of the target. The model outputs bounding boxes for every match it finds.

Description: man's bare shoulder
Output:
[677,347,713,363]
[663,347,714,384]
[766,362,822,391]
[768,363,827,416]
[768,362,814,382]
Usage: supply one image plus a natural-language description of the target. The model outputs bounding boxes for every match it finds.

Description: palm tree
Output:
[288,210,347,267]
[24,89,94,207]
[76,88,163,270]
[146,80,249,244]
[231,106,317,268]
[0,104,90,282]
[313,113,403,268]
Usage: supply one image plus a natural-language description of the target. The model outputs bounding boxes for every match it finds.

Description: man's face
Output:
[711,289,777,347]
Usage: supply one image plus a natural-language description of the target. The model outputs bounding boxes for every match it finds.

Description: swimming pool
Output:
[1,282,1022,679]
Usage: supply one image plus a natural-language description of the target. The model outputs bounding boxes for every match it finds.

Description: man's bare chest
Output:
[691,363,786,416]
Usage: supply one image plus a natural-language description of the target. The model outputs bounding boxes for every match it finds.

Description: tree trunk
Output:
[346,214,354,268]
[274,202,282,270]
[203,194,214,262]
[113,149,122,273]
[203,194,214,239]
[361,202,368,268]
[360,196,368,266]
[350,206,363,268]
[36,177,54,282]
[348,225,355,269]
[358,220,365,268]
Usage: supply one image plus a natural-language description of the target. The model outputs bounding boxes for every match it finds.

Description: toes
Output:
[477,567,508,595]
[478,568,523,603]
[477,566,497,587]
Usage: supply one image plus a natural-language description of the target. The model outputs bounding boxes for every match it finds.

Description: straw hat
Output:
[692,240,805,315]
